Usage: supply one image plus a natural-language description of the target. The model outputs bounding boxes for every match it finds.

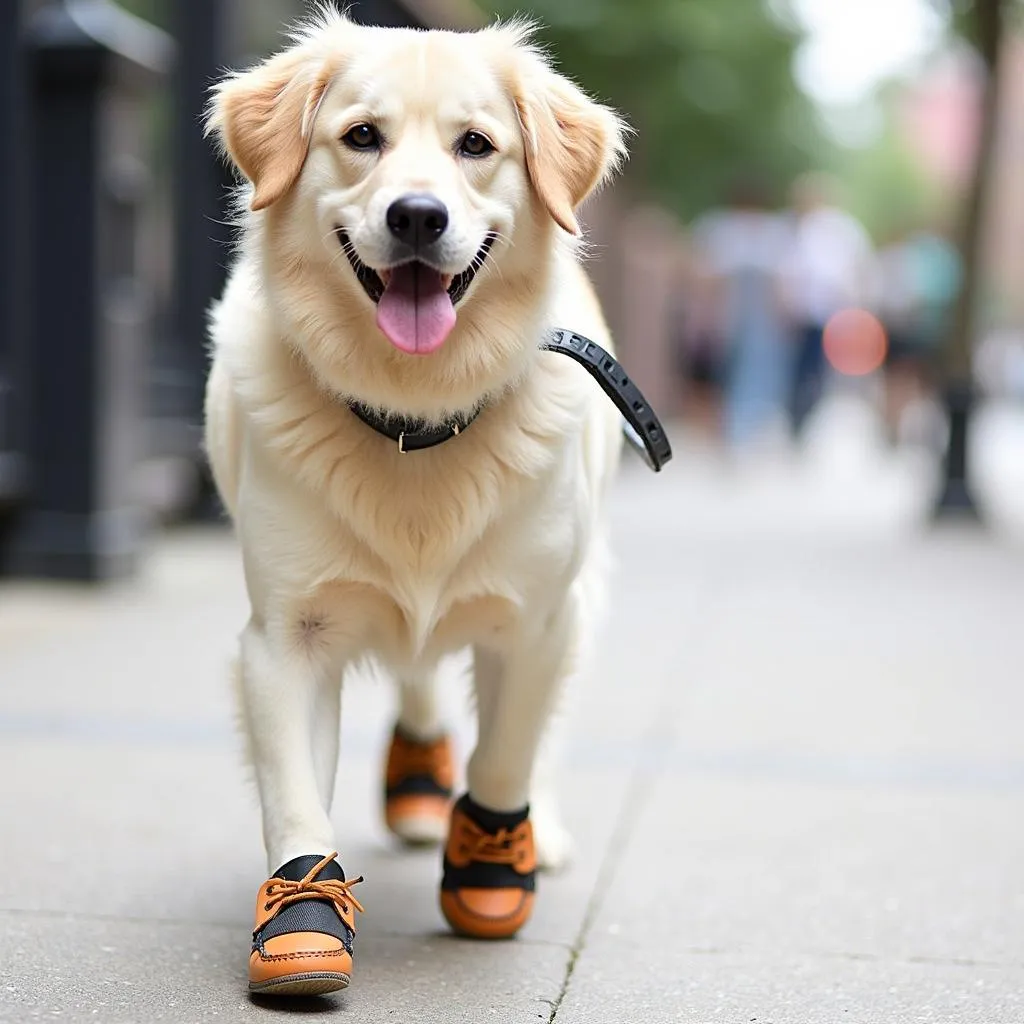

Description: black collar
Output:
[346,329,672,472]
[348,402,479,454]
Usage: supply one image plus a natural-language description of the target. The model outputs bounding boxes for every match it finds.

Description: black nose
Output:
[386,193,449,248]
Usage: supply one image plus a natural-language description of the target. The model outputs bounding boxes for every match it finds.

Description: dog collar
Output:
[348,401,479,454]
[346,329,672,472]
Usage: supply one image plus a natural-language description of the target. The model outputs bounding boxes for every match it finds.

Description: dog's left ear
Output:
[207,47,336,212]
[512,56,628,235]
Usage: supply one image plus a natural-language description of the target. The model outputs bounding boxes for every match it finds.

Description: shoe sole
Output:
[440,889,535,941]
[388,812,448,845]
[249,972,350,997]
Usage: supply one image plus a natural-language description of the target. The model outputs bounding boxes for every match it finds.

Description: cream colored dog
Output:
[204,7,627,991]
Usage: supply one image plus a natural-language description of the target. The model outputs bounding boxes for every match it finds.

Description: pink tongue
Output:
[376,263,456,355]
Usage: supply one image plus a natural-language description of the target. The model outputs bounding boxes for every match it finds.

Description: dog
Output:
[204,6,628,996]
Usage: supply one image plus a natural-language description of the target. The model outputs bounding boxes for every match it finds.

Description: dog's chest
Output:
[299,465,583,667]
[245,363,590,667]
[307,528,564,668]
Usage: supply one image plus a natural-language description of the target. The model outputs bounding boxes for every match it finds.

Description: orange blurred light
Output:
[822,308,888,376]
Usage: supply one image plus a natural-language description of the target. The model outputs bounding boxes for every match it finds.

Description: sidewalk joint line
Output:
[546,733,672,1023]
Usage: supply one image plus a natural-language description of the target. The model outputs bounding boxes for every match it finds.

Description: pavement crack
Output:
[546,584,718,1021]
[546,734,670,1023]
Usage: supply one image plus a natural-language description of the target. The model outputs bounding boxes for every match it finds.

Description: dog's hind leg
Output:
[532,537,609,871]
[382,667,454,845]
[395,668,444,740]
[312,670,342,813]
[529,694,577,873]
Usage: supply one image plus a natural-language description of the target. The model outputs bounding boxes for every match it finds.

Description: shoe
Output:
[248,852,364,996]
[439,794,536,939]
[384,725,454,844]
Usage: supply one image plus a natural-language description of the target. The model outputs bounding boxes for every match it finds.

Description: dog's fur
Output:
[204,9,627,876]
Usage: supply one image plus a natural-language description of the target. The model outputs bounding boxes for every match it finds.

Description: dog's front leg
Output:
[439,595,580,939]
[240,621,340,869]
[240,621,361,997]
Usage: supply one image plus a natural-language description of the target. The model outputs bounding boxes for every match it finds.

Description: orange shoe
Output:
[384,725,454,845]
[248,852,364,997]
[439,794,536,940]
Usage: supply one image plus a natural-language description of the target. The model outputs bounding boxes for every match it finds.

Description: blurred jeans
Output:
[722,270,790,447]
[789,323,826,437]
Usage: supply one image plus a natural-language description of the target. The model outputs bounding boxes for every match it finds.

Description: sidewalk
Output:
[2,408,1023,1022]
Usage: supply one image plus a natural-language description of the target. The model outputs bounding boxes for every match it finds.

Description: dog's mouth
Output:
[335,230,495,355]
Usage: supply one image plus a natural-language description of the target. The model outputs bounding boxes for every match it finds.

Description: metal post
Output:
[932,0,1005,524]
[4,1,172,580]
[0,0,31,505]
[155,0,233,494]
[934,382,976,517]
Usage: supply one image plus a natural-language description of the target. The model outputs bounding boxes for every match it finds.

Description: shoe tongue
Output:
[274,854,345,883]
[376,261,456,355]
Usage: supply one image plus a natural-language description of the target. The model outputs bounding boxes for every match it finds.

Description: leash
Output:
[348,329,673,472]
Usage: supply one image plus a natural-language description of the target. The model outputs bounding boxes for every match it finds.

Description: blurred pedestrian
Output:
[875,224,961,444]
[781,173,875,438]
[672,242,728,439]
[690,176,794,448]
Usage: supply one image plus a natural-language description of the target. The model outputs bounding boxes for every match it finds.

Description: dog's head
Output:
[207,10,626,410]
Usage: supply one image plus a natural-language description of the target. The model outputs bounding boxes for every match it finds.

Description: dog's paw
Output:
[531,801,575,873]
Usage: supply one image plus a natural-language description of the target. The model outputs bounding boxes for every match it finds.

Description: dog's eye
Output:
[342,123,381,151]
[458,131,495,158]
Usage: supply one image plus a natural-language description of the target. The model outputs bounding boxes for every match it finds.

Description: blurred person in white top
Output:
[782,173,876,436]
[690,176,795,448]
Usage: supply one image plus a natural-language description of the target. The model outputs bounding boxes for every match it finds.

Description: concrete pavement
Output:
[2,401,1023,1022]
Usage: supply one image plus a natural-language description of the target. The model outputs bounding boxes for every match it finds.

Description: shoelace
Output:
[264,852,365,924]
[459,821,530,866]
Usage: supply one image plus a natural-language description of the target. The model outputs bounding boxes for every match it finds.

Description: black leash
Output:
[348,329,672,472]
[540,329,672,472]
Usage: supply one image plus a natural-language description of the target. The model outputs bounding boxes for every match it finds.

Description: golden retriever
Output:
[204,6,627,995]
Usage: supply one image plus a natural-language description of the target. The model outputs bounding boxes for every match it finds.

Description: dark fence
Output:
[0,0,432,581]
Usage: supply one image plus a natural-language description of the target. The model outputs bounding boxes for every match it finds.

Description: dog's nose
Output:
[386,193,449,248]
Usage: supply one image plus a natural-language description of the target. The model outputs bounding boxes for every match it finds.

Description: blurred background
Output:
[3,4,1024,1018]
[0,0,1022,577]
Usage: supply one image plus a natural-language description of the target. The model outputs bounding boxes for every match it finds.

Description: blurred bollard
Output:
[3,1,173,580]
[0,0,31,504]
[156,0,233,516]
[932,0,1005,525]
[933,381,979,519]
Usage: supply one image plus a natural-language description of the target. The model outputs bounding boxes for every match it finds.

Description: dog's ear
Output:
[512,52,628,235]
[207,48,336,212]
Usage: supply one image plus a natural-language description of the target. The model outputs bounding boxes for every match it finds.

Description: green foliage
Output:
[837,123,948,242]
[483,0,826,218]
[113,0,169,30]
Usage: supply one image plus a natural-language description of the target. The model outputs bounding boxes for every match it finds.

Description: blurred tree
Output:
[932,0,1010,380]
[836,75,953,242]
[484,0,825,218]
[929,0,1011,519]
